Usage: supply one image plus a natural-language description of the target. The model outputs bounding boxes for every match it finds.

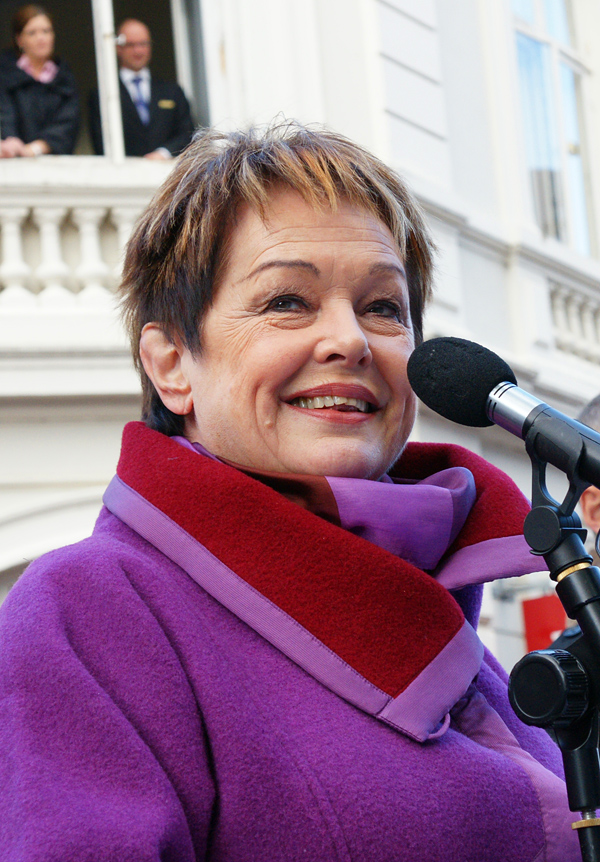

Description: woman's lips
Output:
[290,394,372,413]
[283,384,380,422]
[284,383,379,409]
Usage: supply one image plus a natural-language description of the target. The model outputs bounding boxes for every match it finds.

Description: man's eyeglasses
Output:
[115,35,152,48]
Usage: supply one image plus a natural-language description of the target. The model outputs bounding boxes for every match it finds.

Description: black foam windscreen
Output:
[406,337,517,427]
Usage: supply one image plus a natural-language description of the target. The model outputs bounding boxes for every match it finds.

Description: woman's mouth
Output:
[289,395,374,413]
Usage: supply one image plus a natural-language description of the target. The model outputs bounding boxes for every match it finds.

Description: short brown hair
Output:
[12,5,53,50]
[121,121,436,435]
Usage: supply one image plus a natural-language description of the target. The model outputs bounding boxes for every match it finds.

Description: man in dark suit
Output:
[89,18,194,159]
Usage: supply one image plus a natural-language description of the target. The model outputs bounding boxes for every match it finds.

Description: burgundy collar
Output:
[173,436,477,571]
[114,423,532,700]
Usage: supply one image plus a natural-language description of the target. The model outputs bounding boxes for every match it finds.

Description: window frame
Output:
[513,0,593,255]
[90,0,207,162]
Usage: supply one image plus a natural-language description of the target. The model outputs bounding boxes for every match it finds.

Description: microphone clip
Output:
[523,436,591,572]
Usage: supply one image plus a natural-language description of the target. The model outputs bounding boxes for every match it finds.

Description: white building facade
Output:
[2,0,599,669]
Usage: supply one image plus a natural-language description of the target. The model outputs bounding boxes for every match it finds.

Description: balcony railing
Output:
[0,159,171,299]
[550,281,600,365]
[0,156,171,359]
[0,202,139,305]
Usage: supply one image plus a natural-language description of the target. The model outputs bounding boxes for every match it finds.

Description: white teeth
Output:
[291,395,371,412]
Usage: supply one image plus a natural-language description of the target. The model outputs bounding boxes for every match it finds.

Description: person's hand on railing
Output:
[1,137,26,158]
[22,140,50,157]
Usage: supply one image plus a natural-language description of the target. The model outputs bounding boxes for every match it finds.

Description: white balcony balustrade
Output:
[0,201,135,308]
[0,156,172,398]
[0,157,172,307]
[550,282,600,365]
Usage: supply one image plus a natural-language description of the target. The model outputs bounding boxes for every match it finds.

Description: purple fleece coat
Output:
[0,427,581,861]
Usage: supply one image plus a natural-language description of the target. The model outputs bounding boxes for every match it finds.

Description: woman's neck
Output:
[26,57,47,79]
[17,53,58,84]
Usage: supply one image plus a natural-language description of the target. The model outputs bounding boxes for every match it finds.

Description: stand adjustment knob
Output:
[509,649,589,727]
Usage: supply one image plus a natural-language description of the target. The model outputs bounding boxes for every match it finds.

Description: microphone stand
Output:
[508,432,600,862]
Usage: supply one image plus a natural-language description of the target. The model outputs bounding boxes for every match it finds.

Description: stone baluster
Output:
[32,207,72,306]
[111,206,141,284]
[580,301,600,363]
[0,207,34,307]
[593,308,600,365]
[72,207,111,305]
[565,293,584,356]
[592,304,600,364]
[550,286,571,352]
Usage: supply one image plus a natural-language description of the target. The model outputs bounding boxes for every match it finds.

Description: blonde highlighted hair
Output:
[121,121,436,435]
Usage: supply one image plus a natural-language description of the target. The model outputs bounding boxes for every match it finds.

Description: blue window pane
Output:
[544,0,571,44]
[516,33,565,239]
[560,63,580,145]
[567,152,590,255]
[513,0,535,24]
[559,63,590,253]
[516,34,560,169]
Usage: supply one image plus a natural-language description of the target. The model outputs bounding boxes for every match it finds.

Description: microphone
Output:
[407,337,600,490]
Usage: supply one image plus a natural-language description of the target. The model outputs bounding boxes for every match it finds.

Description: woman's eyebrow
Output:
[369,262,407,280]
[244,259,320,281]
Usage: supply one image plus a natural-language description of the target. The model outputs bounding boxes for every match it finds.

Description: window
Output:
[513,0,591,255]
[94,0,209,159]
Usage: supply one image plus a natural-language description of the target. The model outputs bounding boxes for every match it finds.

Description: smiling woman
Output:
[0,122,581,861]
[140,187,416,479]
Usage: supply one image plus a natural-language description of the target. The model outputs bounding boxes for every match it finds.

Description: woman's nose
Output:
[313,306,372,368]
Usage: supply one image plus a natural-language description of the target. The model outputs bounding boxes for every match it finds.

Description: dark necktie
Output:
[132,76,150,125]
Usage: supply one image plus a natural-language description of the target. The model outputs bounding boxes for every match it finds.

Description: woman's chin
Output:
[278,441,398,480]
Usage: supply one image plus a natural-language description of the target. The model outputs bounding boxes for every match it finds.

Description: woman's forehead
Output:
[23,14,53,32]
[224,187,402,268]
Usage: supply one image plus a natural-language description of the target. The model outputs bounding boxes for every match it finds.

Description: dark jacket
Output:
[88,76,194,157]
[0,50,79,154]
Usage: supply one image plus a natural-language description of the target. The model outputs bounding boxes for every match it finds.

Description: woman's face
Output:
[16,14,54,64]
[179,186,417,480]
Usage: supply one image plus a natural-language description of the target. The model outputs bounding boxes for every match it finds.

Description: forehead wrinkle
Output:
[222,192,405,292]
[242,259,320,283]
[368,262,407,280]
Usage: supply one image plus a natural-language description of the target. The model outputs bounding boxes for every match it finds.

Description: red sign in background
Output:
[522,593,569,652]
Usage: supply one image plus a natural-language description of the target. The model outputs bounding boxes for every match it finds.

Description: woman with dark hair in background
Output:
[0,4,79,157]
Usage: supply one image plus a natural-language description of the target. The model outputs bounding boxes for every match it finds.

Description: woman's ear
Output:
[139,324,194,416]
[581,486,600,535]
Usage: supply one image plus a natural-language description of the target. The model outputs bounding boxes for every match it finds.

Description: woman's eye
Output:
[366,300,404,321]
[266,295,307,312]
